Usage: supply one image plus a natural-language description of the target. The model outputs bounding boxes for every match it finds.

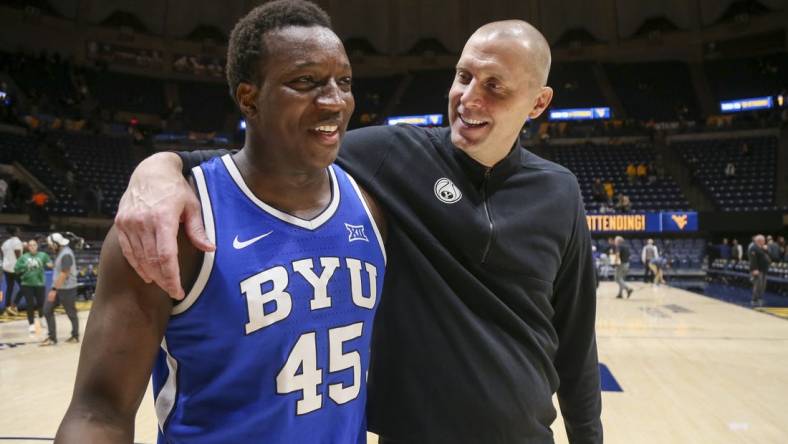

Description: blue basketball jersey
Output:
[152,154,386,443]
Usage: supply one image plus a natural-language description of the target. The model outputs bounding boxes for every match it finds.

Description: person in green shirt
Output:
[14,239,51,333]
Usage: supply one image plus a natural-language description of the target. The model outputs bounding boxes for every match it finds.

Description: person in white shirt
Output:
[1,226,24,315]
[641,239,659,283]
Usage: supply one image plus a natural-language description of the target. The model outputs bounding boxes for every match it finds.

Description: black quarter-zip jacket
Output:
[178,124,602,444]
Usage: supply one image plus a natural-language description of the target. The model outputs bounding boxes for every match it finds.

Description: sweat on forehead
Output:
[466,20,552,86]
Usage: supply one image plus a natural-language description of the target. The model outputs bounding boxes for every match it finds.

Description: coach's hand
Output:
[115,152,215,300]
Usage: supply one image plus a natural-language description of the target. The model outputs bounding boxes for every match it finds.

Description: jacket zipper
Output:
[481,169,494,263]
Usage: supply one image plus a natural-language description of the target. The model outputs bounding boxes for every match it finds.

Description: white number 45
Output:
[276,323,364,415]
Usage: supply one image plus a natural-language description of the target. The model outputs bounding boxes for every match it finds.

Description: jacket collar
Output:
[445,128,524,190]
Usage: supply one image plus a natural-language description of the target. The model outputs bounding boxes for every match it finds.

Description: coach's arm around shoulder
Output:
[115,151,216,300]
[55,226,200,443]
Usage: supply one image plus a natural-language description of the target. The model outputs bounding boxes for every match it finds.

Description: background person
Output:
[14,239,51,334]
[749,234,770,307]
[1,226,24,316]
[40,232,80,346]
[641,238,659,283]
[614,236,633,299]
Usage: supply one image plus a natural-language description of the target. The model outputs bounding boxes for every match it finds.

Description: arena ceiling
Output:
[40,0,788,54]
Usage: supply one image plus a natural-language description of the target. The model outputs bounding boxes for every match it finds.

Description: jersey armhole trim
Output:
[172,166,217,315]
[345,173,387,264]
[154,338,180,433]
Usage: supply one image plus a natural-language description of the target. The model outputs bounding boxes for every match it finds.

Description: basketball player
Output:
[115,17,602,443]
[56,2,385,442]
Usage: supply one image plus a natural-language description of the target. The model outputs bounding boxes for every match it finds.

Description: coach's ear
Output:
[236,82,258,119]
[528,86,553,120]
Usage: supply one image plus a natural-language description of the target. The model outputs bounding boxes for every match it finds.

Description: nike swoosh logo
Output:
[233,231,273,249]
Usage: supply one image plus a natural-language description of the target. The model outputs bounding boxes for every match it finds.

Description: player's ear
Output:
[236,82,258,118]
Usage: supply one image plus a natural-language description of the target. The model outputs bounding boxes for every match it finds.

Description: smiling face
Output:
[448,23,553,167]
[238,25,354,172]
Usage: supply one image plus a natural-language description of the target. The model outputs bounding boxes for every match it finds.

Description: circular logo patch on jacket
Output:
[434,178,462,204]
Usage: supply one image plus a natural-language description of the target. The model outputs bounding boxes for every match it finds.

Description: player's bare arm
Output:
[116,154,386,299]
[55,225,201,442]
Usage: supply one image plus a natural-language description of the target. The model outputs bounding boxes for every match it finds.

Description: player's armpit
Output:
[358,187,388,242]
[55,227,201,443]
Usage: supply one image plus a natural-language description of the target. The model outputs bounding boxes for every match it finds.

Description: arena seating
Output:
[673,135,778,211]
[548,143,691,213]
[0,51,78,117]
[605,61,699,121]
[705,54,788,101]
[549,62,606,109]
[391,69,452,117]
[177,80,236,132]
[57,132,136,215]
[0,132,85,215]
[349,75,403,128]
[86,70,167,116]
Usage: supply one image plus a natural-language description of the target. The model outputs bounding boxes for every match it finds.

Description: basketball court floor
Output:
[2,281,787,443]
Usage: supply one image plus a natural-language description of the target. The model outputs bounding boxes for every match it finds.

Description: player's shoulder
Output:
[344,124,437,150]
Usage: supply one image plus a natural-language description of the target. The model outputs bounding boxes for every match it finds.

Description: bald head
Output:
[468,20,552,86]
[448,19,554,166]
[754,234,765,246]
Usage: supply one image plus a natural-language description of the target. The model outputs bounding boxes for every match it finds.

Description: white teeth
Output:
[315,125,338,133]
[461,116,486,125]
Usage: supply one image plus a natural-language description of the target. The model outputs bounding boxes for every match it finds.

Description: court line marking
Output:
[597,335,788,341]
